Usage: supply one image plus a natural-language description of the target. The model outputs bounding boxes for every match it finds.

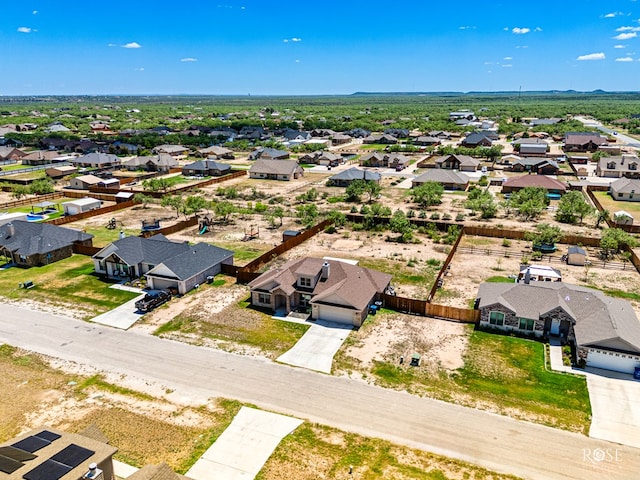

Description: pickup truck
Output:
[135,289,171,312]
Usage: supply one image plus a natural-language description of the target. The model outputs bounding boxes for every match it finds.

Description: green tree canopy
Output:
[411,181,444,208]
[510,187,549,220]
[555,191,593,224]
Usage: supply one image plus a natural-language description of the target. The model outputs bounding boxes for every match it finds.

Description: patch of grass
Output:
[602,289,640,302]
[259,422,520,480]
[358,257,439,291]
[213,242,269,264]
[76,226,140,247]
[76,374,155,401]
[0,255,138,317]
[485,276,514,283]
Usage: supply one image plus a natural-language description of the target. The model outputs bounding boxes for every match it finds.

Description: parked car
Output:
[135,289,171,312]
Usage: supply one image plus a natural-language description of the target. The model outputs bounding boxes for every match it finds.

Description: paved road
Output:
[0,303,638,480]
[574,116,640,149]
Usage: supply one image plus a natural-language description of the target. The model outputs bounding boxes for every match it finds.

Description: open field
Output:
[334,313,591,434]
[0,255,138,319]
[0,344,518,480]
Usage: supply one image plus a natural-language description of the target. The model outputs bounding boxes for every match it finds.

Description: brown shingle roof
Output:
[502,175,567,191]
[127,463,187,480]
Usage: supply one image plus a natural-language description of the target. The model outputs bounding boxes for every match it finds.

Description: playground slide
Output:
[199,226,208,235]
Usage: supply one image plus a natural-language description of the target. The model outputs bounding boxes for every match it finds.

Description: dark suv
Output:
[135,289,171,312]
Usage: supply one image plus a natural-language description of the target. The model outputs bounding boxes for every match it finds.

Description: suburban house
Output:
[362,133,398,144]
[359,152,410,170]
[248,159,303,181]
[92,234,233,294]
[0,146,26,161]
[69,174,102,190]
[609,177,640,201]
[248,257,392,327]
[331,133,353,145]
[0,221,93,267]
[476,282,640,374]
[196,145,235,159]
[45,164,78,179]
[413,136,441,146]
[71,152,120,169]
[152,144,190,157]
[327,167,381,187]
[0,427,117,480]
[182,159,231,177]
[412,169,469,190]
[501,175,567,195]
[449,110,476,121]
[61,198,102,215]
[21,150,62,166]
[122,154,178,173]
[513,138,549,156]
[298,151,342,167]
[248,147,290,161]
[596,154,640,179]
[435,154,481,172]
[566,246,587,266]
[563,132,608,152]
[461,132,494,148]
[510,157,560,175]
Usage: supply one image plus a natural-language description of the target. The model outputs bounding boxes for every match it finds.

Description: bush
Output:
[502,238,511,247]
[442,213,452,221]
[419,210,427,219]
[430,212,440,220]
[455,213,465,222]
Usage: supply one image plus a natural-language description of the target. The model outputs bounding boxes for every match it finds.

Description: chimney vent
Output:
[321,261,330,280]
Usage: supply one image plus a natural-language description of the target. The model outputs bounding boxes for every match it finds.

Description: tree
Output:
[555,190,593,224]
[11,185,30,200]
[214,201,235,223]
[271,206,285,226]
[345,179,367,202]
[600,228,638,259]
[389,209,415,243]
[526,223,563,248]
[510,187,549,220]
[326,210,347,228]
[161,195,184,218]
[594,209,610,228]
[411,182,444,208]
[29,179,54,195]
[143,177,171,193]
[133,193,153,209]
[184,195,208,217]
[363,181,382,203]
[465,188,497,219]
[296,203,319,227]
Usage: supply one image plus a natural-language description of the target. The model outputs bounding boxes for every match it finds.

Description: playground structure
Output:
[141,218,161,232]
[106,217,117,230]
[198,216,213,235]
[242,224,259,242]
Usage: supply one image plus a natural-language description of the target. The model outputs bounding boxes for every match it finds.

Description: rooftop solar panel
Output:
[50,444,94,469]
[22,459,71,480]
[0,446,37,462]
[11,436,49,454]
[0,454,23,474]
[34,431,61,442]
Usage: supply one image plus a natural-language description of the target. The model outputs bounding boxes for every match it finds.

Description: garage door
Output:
[587,349,640,374]
[317,305,355,326]
[147,277,177,292]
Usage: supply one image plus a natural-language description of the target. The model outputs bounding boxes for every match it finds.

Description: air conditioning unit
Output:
[83,463,104,480]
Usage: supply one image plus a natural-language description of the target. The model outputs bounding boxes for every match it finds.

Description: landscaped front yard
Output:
[0,255,138,319]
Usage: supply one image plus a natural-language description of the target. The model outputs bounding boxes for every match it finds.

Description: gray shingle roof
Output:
[92,234,189,265]
[183,159,230,172]
[610,177,640,194]
[413,169,468,186]
[0,220,93,256]
[249,159,301,175]
[148,243,233,280]
[73,152,120,165]
[477,282,640,353]
[329,167,381,182]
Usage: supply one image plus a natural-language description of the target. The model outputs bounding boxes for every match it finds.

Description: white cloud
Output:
[123,42,141,49]
[604,12,623,18]
[616,57,634,62]
[503,27,509,31]
[32,10,38,15]
[135,67,145,72]
[180,57,198,62]
[534,27,543,32]
[483,61,494,65]
[295,59,300,63]
[512,27,530,34]
[577,52,606,61]
[515,45,528,49]
[502,64,513,68]
[615,32,638,40]
[616,26,640,31]
[17,27,32,33]
[459,26,476,30]
[283,37,302,43]
[503,56,513,60]
[614,44,626,48]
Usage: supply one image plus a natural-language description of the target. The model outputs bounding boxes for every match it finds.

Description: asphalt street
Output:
[0,303,638,480]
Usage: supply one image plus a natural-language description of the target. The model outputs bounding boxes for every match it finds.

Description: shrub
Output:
[455,213,465,222]
[430,212,440,220]
[442,213,452,221]
[502,238,511,247]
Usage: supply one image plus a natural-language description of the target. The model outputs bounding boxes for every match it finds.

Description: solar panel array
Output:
[0,430,95,480]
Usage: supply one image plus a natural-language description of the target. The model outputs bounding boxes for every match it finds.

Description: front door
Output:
[550,318,560,336]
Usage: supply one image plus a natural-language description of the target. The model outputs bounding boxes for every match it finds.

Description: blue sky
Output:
[1,1,639,95]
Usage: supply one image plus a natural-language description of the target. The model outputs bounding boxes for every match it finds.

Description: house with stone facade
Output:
[476,282,640,374]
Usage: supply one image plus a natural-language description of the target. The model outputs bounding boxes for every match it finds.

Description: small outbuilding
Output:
[62,197,102,215]
[614,210,634,225]
[566,246,587,266]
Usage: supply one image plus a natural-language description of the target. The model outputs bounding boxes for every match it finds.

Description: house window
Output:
[618,193,623,198]
[489,311,504,326]
[519,318,535,331]
[299,277,312,287]
[258,293,271,304]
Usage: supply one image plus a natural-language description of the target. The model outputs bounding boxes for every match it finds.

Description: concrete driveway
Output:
[90,285,145,330]
[587,369,640,449]
[277,320,352,373]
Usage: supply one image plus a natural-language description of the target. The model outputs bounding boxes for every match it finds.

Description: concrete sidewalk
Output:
[186,407,302,480]
[90,292,145,330]
[277,320,352,373]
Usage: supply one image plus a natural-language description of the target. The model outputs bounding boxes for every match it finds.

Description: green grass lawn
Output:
[0,255,138,318]
[361,329,590,433]
[358,256,440,295]
[594,191,640,214]
[485,275,515,283]
[359,144,387,151]
[78,226,140,247]
[212,241,272,265]
[0,163,31,172]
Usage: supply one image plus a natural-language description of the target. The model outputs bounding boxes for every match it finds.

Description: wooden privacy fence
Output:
[381,294,479,324]
[72,243,102,256]
[0,192,64,209]
[586,185,640,234]
[46,201,135,225]
[140,216,198,238]
[427,228,464,302]
[63,190,124,202]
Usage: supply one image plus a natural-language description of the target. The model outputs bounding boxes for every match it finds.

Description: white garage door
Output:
[147,277,177,292]
[587,349,640,374]
[317,305,355,326]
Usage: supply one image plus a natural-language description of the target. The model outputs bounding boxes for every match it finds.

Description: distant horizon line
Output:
[2,89,640,98]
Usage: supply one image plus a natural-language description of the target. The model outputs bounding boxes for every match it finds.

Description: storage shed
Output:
[566,246,587,266]
[62,197,102,215]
